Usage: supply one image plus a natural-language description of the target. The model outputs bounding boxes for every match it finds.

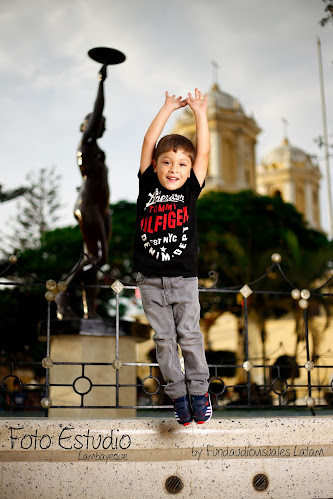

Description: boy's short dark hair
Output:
[153,134,196,164]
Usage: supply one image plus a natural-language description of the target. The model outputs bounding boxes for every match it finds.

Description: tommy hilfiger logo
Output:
[145,188,184,210]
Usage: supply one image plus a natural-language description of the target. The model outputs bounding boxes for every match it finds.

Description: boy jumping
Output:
[133,89,212,425]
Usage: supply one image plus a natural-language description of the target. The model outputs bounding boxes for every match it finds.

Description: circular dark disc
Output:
[88,47,126,65]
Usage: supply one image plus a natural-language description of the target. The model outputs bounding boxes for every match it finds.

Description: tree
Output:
[107,200,137,279]
[197,190,330,289]
[7,167,62,252]
[319,0,333,26]
[0,224,83,357]
[196,190,332,387]
[0,200,137,354]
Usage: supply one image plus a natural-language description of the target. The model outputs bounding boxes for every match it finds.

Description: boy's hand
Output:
[140,91,187,174]
[186,88,207,114]
[164,91,187,111]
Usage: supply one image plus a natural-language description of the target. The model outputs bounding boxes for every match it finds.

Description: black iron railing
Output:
[0,253,332,416]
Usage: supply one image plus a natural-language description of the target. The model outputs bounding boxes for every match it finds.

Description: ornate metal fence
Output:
[0,253,332,416]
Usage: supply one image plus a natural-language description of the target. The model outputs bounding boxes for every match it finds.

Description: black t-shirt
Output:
[133,164,204,277]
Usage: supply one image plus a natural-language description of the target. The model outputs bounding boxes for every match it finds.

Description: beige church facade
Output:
[256,138,321,230]
[172,83,322,230]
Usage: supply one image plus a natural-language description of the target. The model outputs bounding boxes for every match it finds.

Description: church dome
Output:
[207,83,244,112]
[260,138,314,170]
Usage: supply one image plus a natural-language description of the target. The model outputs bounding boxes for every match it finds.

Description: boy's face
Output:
[153,149,192,190]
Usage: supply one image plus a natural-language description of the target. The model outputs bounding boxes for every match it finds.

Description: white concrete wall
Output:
[1,417,332,498]
[48,335,137,419]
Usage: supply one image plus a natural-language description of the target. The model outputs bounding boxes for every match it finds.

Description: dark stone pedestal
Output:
[39,318,150,342]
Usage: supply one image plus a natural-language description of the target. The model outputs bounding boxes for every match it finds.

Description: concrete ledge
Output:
[1,417,333,498]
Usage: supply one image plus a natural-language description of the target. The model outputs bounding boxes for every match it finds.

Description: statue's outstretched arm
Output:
[0,186,29,203]
[82,64,107,141]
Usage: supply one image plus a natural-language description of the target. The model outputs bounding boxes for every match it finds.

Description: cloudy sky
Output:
[1,0,332,242]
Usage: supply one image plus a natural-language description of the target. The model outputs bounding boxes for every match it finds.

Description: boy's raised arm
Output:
[186,89,210,187]
[140,91,187,174]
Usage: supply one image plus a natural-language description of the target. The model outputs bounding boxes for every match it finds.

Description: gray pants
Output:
[137,273,209,399]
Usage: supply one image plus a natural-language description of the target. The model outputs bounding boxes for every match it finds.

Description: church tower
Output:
[256,138,322,230]
[172,83,261,192]
[172,82,322,230]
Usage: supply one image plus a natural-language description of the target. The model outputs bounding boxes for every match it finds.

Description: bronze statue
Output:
[55,48,125,320]
[0,185,28,203]
[55,65,110,320]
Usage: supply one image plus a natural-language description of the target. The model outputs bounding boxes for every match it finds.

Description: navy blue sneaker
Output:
[172,395,192,426]
[191,393,212,424]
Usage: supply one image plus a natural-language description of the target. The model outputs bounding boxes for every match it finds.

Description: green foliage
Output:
[13,225,82,281]
[197,190,330,286]
[0,201,137,353]
[0,225,83,353]
[197,190,332,325]
[108,200,137,278]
